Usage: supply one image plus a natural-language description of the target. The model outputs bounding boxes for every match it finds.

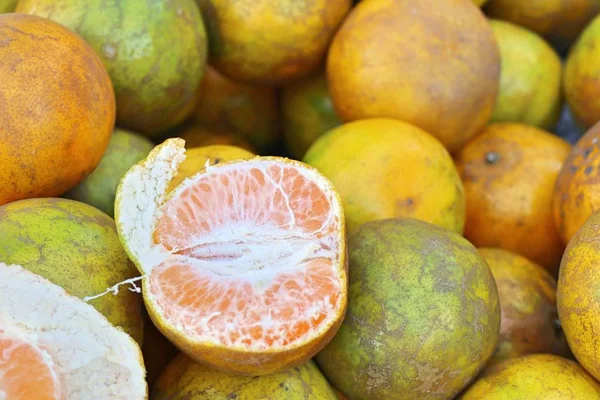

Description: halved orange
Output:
[115,138,347,375]
[0,263,146,399]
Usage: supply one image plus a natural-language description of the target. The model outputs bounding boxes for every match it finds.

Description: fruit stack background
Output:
[4,0,600,399]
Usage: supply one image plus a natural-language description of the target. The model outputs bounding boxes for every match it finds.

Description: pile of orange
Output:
[5,0,600,398]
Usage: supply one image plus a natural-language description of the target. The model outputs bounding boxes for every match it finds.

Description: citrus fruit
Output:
[327,0,500,153]
[304,118,465,235]
[65,129,154,217]
[485,0,600,54]
[17,0,207,136]
[565,14,600,129]
[115,138,347,375]
[478,248,569,364]
[0,13,115,206]
[557,209,600,382]
[167,145,255,192]
[460,354,600,399]
[176,125,255,153]
[0,198,144,343]
[198,0,351,85]
[0,263,146,399]
[152,355,337,399]
[553,122,600,244]
[142,313,179,389]
[473,0,488,5]
[0,0,15,12]
[456,123,571,274]
[282,70,341,160]
[316,218,500,400]
[191,65,279,153]
[489,20,562,130]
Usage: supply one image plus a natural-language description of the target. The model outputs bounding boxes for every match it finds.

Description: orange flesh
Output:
[151,162,342,350]
[0,331,60,400]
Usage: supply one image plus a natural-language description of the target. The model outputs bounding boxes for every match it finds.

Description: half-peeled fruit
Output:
[115,138,347,375]
[0,263,146,400]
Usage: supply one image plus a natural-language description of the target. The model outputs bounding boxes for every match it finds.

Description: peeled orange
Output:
[115,139,347,375]
[0,263,146,399]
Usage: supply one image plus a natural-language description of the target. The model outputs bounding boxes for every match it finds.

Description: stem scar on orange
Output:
[115,138,348,375]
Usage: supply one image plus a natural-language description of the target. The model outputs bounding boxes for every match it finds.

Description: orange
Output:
[282,70,341,160]
[192,65,279,152]
[0,13,115,206]
[478,248,569,364]
[456,123,571,274]
[485,0,600,53]
[0,263,146,398]
[176,125,255,153]
[115,139,347,375]
[198,0,352,85]
[327,0,500,153]
[564,15,600,129]
[303,118,465,235]
[557,210,600,382]
[553,122,600,244]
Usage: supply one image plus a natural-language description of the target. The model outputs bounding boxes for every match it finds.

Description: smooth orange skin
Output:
[175,125,255,153]
[199,0,352,85]
[327,0,500,153]
[553,122,600,244]
[485,0,600,52]
[478,248,569,365]
[191,65,278,152]
[557,210,600,382]
[0,14,115,206]
[456,123,571,274]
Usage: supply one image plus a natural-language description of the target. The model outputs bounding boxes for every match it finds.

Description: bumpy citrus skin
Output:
[478,248,569,364]
[565,15,600,129]
[17,0,207,136]
[167,145,255,192]
[304,118,465,235]
[489,20,562,130]
[485,0,600,53]
[152,356,337,400]
[317,218,500,400]
[0,198,144,343]
[456,123,571,274]
[192,65,279,152]
[0,0,16,12]
[175,125,255,152]
[282,70,341,160]
[65,129,154,217]
[460,354,600,399]
[553,122,600,244]
[557,210,600,382]
[0,14,115,206]
[327,0,500,153]
[198,0,352,85]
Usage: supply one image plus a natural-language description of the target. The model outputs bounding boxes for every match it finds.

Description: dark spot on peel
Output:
[585,166,594,176]
[485,151,499,165]
[584,147,593,158]
[570,165,579,173]
[214,158,221,164]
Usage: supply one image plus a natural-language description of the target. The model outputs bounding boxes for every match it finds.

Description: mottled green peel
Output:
[17,0,208,136]
[65,128,154,217]
[0,198,144,343]
[316,218,500,400]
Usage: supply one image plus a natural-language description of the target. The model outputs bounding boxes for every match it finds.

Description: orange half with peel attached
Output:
[115,138,347,375]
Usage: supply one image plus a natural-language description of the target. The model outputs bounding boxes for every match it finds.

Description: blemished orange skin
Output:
[176,125,255,153]
[456,123,571,275]
[553,122,600,244]
[327,0,500,154]
[478,248,570,365]
[557,210,600,383]
[198,0,352,85]
[0,14,115,206]
[485,0,600,53]
[192,65,279,153]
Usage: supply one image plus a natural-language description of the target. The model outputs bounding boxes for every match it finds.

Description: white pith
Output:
[116,139,345,351]
[0,263,146,399]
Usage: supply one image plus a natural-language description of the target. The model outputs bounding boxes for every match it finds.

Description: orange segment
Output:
[150,159,343,350]
[0,331,60,400]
